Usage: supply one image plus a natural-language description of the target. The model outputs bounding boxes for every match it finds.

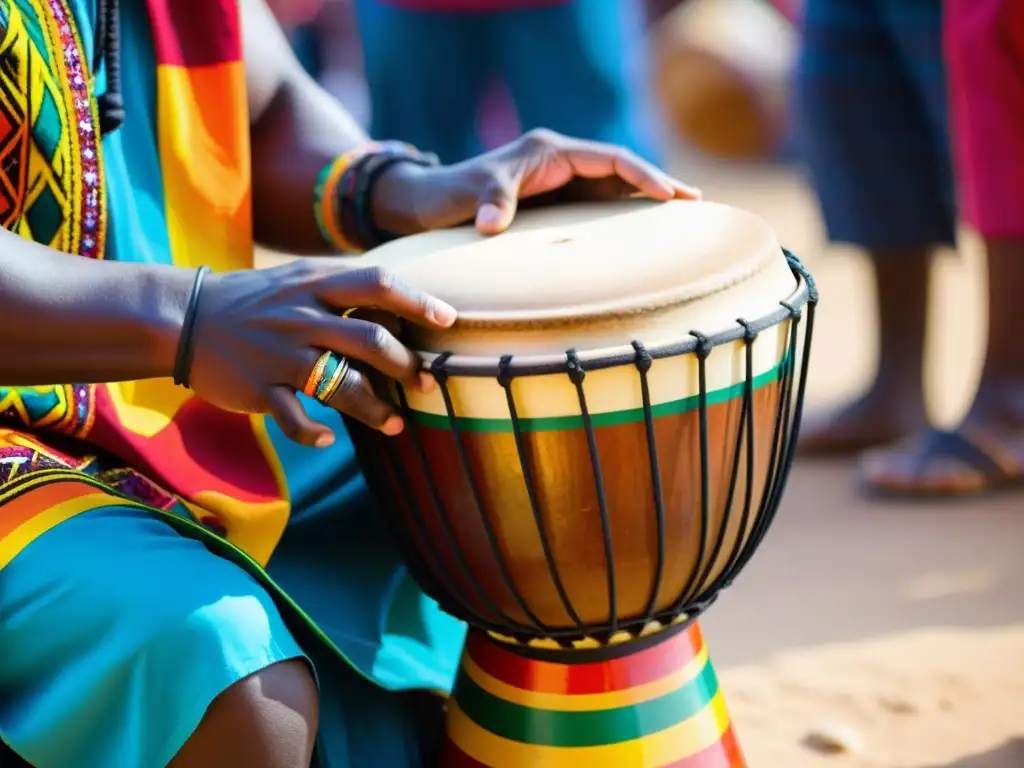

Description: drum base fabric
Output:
[440,623,745,767]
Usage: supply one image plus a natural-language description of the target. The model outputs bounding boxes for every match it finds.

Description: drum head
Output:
[360,199,796,358]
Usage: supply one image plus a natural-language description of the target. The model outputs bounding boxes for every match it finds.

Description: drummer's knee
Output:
[169,659,319,768]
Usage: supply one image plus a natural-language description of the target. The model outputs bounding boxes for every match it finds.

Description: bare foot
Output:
[798,389,928,457]
[859,383,1024,496]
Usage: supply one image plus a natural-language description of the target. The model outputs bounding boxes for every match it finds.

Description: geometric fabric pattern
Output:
[0,0,113,495]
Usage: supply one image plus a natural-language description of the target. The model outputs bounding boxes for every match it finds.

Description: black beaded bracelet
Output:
[172,266,211,388]
[333,143,439,251]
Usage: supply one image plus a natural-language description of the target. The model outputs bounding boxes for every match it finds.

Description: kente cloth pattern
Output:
[0,0,289,570]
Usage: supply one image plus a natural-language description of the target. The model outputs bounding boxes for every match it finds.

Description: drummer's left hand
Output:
[374,129,702,237]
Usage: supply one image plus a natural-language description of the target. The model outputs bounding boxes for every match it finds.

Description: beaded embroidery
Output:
[0,0,106,259]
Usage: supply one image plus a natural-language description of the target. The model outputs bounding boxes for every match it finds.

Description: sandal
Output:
[858,428,1024,497]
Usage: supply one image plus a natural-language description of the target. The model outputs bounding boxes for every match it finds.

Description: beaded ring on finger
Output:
[303,350,349,406]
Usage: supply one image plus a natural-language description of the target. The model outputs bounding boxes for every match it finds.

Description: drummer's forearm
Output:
[0,230,191,384]
[244,0,373,253]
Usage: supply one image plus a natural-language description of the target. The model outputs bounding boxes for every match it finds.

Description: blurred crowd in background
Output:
[266,0,1024,504]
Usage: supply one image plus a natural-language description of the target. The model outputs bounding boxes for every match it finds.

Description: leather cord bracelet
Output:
[172,265,211,388]
[351,144,440,250]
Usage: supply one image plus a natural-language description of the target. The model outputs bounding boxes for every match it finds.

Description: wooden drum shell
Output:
[386,331,792,631]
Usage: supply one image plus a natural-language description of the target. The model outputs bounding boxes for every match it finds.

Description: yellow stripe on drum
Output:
[461,646,710,712]
[446,689,731,767]
[405,330,791,424]
[0,491,148,570]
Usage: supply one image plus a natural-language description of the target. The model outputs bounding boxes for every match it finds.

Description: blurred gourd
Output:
[652,0,798,160]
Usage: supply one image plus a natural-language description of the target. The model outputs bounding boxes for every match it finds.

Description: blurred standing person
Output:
[271,0,373,126]
[795,0,953,455]
[351,0,661,164]
[299,1,373,127]
[860,0,1024,494]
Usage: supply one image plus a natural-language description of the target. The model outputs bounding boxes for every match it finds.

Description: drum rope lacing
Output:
[348,250,818,651]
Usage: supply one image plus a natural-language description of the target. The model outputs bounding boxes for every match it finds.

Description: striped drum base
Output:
[440,622,745,767]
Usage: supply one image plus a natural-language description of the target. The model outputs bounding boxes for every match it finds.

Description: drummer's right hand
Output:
[186,259,456,447]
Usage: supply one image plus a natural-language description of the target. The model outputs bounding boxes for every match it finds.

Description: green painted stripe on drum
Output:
[410,360,786,433]
[452,653,720,747]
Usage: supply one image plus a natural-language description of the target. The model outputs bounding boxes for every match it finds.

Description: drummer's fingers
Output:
[307,318,431,393]
[263,385,336,448]
[317,266,457,329]
[325,365,404,436]
[559,140,702,200]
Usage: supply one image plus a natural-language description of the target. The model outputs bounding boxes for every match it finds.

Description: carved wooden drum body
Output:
[348,199,817,766]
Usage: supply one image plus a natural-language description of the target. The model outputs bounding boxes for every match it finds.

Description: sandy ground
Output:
[665,149,1024,766]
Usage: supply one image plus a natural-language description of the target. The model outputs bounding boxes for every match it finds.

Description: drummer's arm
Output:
[242,0,419,254]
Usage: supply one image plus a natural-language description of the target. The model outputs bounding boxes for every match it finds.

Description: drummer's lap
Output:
[0,504,307,766]
[0,505,439,768]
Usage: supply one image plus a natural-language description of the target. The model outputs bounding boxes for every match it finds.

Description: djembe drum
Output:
[348,199,817,766]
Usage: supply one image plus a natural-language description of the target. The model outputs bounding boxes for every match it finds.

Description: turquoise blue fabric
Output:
[352,0,662,164]
[0,1,465,765]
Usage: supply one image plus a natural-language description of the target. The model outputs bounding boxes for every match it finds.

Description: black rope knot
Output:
[780,300,802,321]
[565,349,586,385]
[631,340,653,374]
[689,331,712,360]
[429,352,452,384]
[736,318,757,343]
[497,355,515,389]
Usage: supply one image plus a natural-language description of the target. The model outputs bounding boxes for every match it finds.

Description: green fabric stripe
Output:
[454,654,720,747]
[409,360,786,433]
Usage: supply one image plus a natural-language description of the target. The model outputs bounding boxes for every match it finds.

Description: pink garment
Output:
[377,0,567,11]
[478,81,521,150]
[945,0,1024,238]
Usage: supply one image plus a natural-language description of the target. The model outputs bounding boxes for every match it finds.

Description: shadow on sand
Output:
[921,739,1024,768]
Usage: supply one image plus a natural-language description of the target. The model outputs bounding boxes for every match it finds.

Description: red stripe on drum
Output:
[465,625,704,695]
[662,725,746,767]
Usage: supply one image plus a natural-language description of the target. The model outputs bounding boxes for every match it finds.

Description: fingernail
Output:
[476,203,502,230]
[381,415,404,436]
[315,433,335,448]
[418,371,436,393]
[680,184,703,199]
[430,299,458,327]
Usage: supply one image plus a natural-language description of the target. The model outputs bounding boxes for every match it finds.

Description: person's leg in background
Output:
[794,0,953,455]
[352,0,491,163]
[493,0,664,164]
[861,0,1024,494]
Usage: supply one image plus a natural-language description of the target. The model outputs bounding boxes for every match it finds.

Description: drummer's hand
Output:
[188,260,456,447]
[375,129,702,236]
